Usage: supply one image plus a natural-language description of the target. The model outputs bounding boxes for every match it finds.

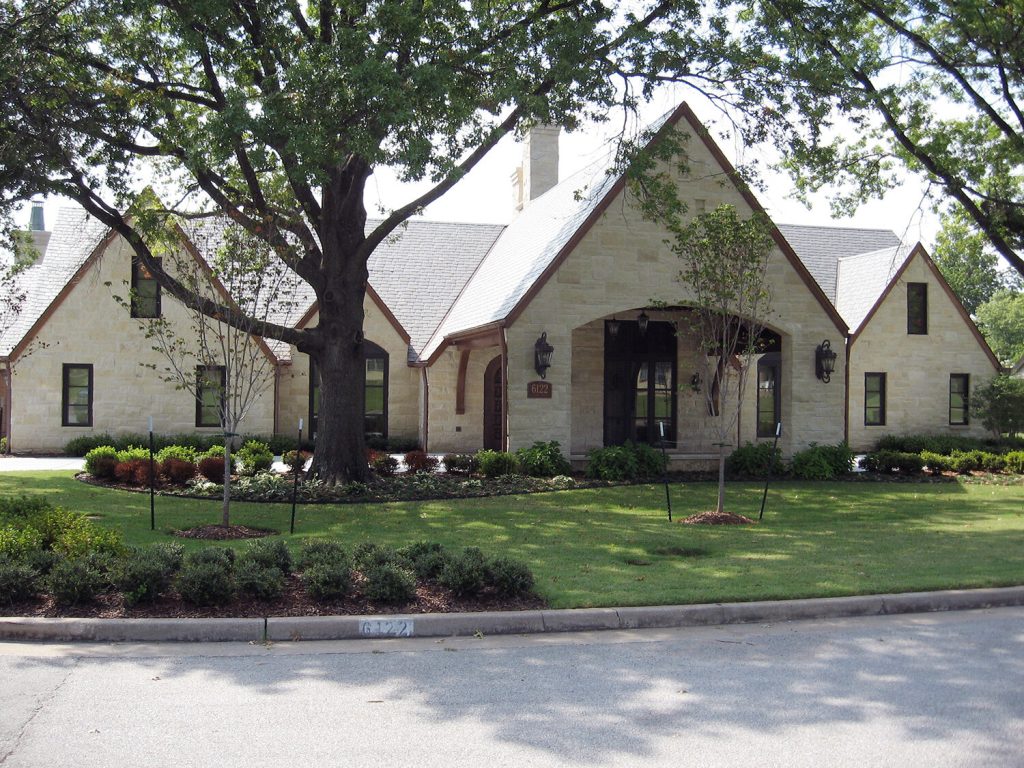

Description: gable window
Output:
[62,364,93,426]
[756,353,781,437]
[950,374,969,425]
[864,372,886,426]
[907,282,927,335]
[308,342,389,440]
[196,365,225,428]
[131,256,161,318]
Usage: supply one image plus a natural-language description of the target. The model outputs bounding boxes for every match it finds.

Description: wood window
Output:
[130,256,161,318]
[907,283,927,335]
[864,372,886,426]
[308,342,389,440]
[603,320,677,447]
[195,365,225,428]
[949,374,969,425]
[61,364,93,427]
[756,353,781,438]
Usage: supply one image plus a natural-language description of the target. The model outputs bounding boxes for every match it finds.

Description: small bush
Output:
[442,453,479,474]
[726,442,784,478]
[175,549,235,606]
[155,445,199,464]
[0,525,43,561]
[397,541,448,579]
[198,455,228,482]
[861,450,924,475]
[920,450,951,475]
[302,562,351,600]
[439,547,489,597]
[363,562,417,603]
[949,450,982,474]
[585,445,636,481]
[487,556,535,597]
[234,560,285,600]
[515,441,572,478]
[631,441,668,478]
[981,452,1006,473]
[352,542,401,571]
[32,507,123,559]
[161,457,198,485]
[403,450,439,474]
[788,443,853,480]
[283,449,312,473]
[239,538,293,575]
[84,446,119,479]
[112,547,178,606]
[368,450,399,477]
[476,449,519,478]
[297,540,347,571]
[237,440,274,476]
[0,559,38,604]
[64,433,117,457]
[47,557,105,606]
[1004,451,1024,474]
[0,495,53,521]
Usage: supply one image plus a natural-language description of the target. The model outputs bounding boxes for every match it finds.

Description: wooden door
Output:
[483,355,503,450]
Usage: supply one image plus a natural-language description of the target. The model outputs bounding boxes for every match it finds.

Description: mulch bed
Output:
[175,524,278,540]
[681,511,755,525]
[2,574,546,619]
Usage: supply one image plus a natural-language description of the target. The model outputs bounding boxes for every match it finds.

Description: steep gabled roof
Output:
[834,244,910,331]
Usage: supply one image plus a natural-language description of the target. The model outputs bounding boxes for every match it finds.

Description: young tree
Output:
[125,218,302,526]
[0,0,787,483]
[973,373,1024,438]
[671,205,774,515]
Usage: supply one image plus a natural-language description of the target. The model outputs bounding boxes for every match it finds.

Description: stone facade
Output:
[846,252,999,450]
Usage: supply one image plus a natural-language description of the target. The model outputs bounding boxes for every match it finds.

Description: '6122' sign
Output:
[527,381,552,398]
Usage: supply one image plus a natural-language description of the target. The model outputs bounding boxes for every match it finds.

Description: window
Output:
[864,372,886,426]
[950,374,969,425]
[756,353,781,437]
[308,342,389,440]
[195,365,225,427]
[130,256,161,318]
[603,320,677,446]
[62,364,93,426]
[907,283,927,335]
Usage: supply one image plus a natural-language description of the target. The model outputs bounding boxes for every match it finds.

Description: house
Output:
[0,103,1001,459]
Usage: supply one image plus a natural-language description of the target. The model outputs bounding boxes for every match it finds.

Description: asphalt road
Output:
[1,608,1022,767]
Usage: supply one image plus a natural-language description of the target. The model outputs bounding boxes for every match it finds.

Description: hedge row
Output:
[727,442,854,480]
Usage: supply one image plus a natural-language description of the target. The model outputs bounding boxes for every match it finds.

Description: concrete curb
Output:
[2,586,1023,643]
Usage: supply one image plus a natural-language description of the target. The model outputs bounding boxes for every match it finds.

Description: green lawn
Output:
[3,471,1024,609]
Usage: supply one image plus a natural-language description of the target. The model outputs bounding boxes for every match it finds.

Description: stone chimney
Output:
[513,125,561,212]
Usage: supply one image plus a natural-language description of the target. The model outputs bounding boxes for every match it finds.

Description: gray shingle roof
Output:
[834,244,912,332]
[777,224,901,303]
[0,208,109,358]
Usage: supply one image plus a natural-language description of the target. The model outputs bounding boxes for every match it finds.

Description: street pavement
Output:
[1,607,1022,767]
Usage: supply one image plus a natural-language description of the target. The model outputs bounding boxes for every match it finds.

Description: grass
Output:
[3,471,1024,609]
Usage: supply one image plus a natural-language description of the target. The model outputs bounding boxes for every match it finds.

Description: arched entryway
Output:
[483,355,503,450]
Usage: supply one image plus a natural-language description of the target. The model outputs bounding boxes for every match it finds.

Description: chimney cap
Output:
[29,199,45,232]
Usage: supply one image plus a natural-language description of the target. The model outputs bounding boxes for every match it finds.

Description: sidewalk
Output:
[0,456,85,472]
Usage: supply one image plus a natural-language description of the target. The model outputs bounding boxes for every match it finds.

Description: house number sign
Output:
[527,381,552,398]
[360,619,414,637]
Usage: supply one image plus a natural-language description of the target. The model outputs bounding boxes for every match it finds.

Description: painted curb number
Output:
[359,619,414,637]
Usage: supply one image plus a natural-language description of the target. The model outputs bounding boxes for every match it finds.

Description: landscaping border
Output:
[3,586,1022,643]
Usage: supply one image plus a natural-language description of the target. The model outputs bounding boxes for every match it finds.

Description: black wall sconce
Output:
[815,339,838,383]
[637,310,650,336]
[607,317,621,338]
[689,372,702,392]
[534,332,554,379]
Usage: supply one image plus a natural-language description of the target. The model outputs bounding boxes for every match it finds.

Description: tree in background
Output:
[975,291,1024,367]
[933,208,1021,316]
[972,374,1024,437]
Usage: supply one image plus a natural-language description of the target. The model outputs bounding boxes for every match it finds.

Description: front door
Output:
[603,320,677,446]
[483,355,503,450]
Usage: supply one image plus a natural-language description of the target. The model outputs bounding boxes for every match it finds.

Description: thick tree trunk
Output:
[306,159,373,485]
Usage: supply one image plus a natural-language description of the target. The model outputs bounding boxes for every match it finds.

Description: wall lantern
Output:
[607,317,621,338]
[534,332,554,379]
[637,310,650,336]
[815,339,838,383]
[689,372,702,392]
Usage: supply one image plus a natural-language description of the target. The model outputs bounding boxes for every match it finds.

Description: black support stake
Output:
[290,424,302,535]
[759,422,781,522]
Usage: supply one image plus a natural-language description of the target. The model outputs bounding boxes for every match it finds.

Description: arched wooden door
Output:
[483,355,503,450]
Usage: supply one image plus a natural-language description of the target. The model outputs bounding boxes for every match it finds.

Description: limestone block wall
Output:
[506,132,846,458]
[276,301,420,444]
[424,346,498,454]
[9,236,275,452]
[847,254,998,450]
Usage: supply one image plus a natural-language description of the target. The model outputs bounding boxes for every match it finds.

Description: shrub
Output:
[442,453,479,474]
[981,452,1006,473]
[64,433,117,456]
[439,547,489,597]
[861,450,924,475]
[726,442,784,478]
[948,450,983,474]
[1004,451,1024,474]
[403,450,439,474]
[788,443,853,480]
[116,446,150,464]
[515,441,572,478]
[237,440,274,476]
[920,450,951,475]
[585,445,636,481]
[631,441,668,477]
[84,446,119,479]
[47,557,105,606]
[155,445,199,464]
[161,457,198,485]
[487,556,535,597]
[198,455,228,483]
[32,507,123,559]
[239,538,293,575]
[476,449,519,478]
[0,559,38,604]
[397,541,449,580]
[297,540,348,571]
[367,435,419,453]
[234,560,285,600]
[302,561,351,600]
[175,549,235,606]
[22,549,59,576]
[0,495,52,521]
[352,542,402,571]
[363,562,417,603]
[368,450,399,477]
[112,547,178,606]
[283,450,312,473]
[0,525,43,561]
[973,374,1024,436]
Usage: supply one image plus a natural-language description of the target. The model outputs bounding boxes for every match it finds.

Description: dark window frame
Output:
[949,373,970,425]
[907,282,928,335]
[195,365,225,428]
[756,352,782,438]
[130,256,162,318]
[61,363,93,427]
[864,372,886,426]
[308,341,389,441]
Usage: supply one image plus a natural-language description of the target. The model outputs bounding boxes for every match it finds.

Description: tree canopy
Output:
[933,208,1020,315]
